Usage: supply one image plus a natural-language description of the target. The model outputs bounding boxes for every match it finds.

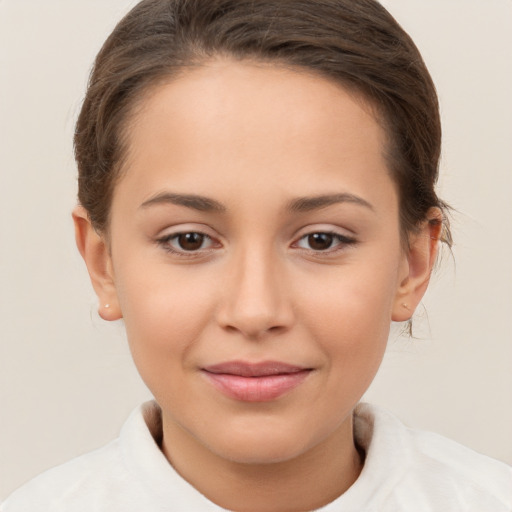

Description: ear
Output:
[72,206,122,321]
[392,207,443,321]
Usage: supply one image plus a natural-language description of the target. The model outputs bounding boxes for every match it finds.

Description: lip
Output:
[201,361,313,402]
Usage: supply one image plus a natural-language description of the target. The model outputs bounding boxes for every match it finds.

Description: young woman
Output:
[2,0,511,510]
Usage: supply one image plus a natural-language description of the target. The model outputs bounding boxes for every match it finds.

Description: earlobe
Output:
[72,206,122,321]
[392,208,443,322]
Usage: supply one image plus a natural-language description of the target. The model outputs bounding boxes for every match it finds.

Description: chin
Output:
[201,420,327,466]
[216,438,307,465]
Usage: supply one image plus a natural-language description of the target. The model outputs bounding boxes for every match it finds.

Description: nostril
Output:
[268,325,286,333]
[221,320,289,340]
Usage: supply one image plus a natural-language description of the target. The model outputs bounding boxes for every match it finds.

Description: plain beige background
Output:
[1,0,511,500]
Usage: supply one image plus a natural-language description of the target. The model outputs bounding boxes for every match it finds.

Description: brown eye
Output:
[157,231,218,255]
[176,232,206,251]
[295,231,356,253]
[307,233,334,251]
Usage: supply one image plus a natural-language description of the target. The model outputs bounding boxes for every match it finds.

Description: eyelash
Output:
[156,232,217,257]
[155,230,357,257]
[294,231,357,253]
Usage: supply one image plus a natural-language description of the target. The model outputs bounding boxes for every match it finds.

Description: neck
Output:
[161,414,363,512]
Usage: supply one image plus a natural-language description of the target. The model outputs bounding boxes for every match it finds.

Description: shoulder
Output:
[1,402,224,512]
[352,403,512,511]
[405,424,512,509]
[0,438,132,512]
[1,404,152,512]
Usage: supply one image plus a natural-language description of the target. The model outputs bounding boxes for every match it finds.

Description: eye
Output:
[157,231,216,253]
[295,232,356,251]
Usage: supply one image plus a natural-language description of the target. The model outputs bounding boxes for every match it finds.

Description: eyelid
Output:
[291,224,357,242]
[290,225,358,253]
[154,222,223,243]
[155,224,223,257]
[295,232,356,248]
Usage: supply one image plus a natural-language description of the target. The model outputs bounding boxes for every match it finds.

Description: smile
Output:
[201,361,313,402]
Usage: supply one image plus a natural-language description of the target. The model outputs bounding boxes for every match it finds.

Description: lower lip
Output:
[202,370,311,402]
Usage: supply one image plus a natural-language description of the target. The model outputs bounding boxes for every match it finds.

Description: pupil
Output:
[179,233,204,251]
[308,233,333,250]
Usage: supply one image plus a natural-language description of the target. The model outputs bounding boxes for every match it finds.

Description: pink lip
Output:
[202,361,312,402]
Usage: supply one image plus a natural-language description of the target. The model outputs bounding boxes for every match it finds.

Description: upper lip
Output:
[202,361,311,377]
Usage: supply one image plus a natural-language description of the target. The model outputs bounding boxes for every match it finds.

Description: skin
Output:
[74,59,441,512]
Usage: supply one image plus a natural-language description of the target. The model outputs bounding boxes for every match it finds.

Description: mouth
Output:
[201,361,313,402]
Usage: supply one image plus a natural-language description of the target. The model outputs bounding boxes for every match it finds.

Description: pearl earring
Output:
[104,304,111,309]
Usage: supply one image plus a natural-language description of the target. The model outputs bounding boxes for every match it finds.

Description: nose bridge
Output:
[217,240,292,338]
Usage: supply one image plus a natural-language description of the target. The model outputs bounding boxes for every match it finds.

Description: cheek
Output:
[302,263,398,332]
[297,256,400,370]
[113,261,218,366]
[115,267,220,409]
[301,285,391,422]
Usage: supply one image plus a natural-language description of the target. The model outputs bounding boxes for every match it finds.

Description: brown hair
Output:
[75,0,451,244]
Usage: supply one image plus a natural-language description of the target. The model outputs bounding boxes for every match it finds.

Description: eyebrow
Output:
[288,193,374,213]
[140,192,226,212]
[140,191,373,214]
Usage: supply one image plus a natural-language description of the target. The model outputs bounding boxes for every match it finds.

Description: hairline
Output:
[100,54,400,234]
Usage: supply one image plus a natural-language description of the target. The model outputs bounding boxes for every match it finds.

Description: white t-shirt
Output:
[2,401,511,511]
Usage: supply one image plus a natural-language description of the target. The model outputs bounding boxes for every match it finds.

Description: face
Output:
[78,59,433,466]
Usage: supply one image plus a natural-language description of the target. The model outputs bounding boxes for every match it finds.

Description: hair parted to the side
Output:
[74,0,451,247]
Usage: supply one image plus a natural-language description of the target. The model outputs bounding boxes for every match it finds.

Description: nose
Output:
[216,246,294,340]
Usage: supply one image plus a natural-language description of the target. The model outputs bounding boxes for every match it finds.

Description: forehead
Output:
[128,59,382,154]
[115,58,396,213]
